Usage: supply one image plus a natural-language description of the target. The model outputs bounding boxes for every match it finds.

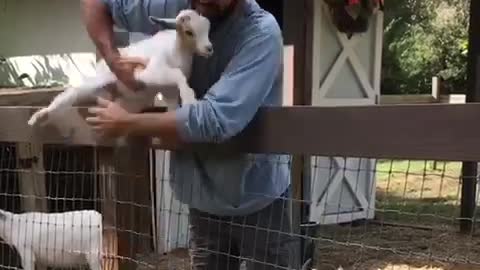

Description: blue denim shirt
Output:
[100,0,291,216]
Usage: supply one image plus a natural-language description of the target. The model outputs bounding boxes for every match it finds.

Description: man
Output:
[81,0,299,269]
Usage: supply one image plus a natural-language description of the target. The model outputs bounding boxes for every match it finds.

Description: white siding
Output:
[0,0,97,87]
[307,1,384,224]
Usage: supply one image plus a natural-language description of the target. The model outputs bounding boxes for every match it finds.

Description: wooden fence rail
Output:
[2,103,480,161]
[1,102,480,269]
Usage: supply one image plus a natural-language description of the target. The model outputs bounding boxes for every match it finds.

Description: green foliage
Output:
[381,0,469,94]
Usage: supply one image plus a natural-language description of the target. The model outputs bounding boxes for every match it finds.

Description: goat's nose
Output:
[206,45,213,53]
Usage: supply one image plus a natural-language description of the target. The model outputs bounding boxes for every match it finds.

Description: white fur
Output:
[0,209,103,270]
[27,9,211,143]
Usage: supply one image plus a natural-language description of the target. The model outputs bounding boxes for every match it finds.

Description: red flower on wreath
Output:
[323,0,385,36]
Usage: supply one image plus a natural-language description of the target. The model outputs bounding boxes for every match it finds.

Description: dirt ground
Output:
[134,248,191,270]
[314,223,480,270]
[136,226,480,270]
[313,160,480,270]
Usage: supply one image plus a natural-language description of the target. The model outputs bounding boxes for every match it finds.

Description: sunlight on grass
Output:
[373,264,446,270]
[374,159,465,226]
[376,160,462,182]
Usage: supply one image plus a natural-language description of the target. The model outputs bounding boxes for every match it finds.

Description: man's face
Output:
[191,0,237,21]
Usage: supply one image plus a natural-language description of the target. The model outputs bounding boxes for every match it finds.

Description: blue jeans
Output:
[188,189,300,270]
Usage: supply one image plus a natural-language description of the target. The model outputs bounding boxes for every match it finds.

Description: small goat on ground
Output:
[0,209,103,270]
[27,9,211,138]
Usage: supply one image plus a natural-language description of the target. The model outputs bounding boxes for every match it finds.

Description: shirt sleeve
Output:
[175,23,283,143]
[99,0,188,33]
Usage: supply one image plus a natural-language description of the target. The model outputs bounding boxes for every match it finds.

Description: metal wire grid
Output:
[0,142,479,270]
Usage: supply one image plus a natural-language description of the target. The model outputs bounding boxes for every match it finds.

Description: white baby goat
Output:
[0,209,103,270]
[27,9,211,138]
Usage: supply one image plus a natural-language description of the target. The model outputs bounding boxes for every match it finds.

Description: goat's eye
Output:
[185,30,194,37]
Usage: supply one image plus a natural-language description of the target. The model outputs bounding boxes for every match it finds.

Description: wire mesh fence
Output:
[310,157,480,270]
[1,141,480,270]
[0,142,156,270]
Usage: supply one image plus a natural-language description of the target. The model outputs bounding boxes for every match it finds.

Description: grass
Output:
[374,159,465,226]
[314,160,480,270]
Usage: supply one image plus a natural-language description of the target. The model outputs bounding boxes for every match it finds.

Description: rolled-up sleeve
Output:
[175,23,283,143]
[99,0,188,33]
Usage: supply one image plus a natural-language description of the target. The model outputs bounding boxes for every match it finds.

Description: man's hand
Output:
[82,0,146,91]
[86,97,133,138]
[106,55,149,91]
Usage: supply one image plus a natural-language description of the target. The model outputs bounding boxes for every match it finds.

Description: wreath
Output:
[323,0,384,36]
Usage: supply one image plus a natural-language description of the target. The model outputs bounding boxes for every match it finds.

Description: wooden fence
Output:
[1,97,480,269]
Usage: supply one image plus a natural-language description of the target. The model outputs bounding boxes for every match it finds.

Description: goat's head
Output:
[150,9,213,58]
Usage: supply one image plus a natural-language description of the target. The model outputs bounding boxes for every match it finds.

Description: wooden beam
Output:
[379,94,466,105]
[0,87,64,106]
[163,103,480,161]
[15,133,49,270]
[15,142,48,213]
[97,147,119,270]
[113,136,153,266]
[460,0,480,234]
[3,103,480,161]
[283,0,313,266]
[379,94,437,104]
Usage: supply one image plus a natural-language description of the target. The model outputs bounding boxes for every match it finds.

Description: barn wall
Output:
[310,2,383,106]
[0,0,97,87]
[307,1,383,224]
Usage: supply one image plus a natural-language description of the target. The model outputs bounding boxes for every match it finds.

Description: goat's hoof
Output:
[28,108,50,126]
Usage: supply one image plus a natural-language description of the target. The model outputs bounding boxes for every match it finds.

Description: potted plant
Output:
[323,0,384,37]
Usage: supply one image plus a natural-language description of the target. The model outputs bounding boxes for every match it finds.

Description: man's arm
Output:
[81,0,187,57]
[121,21,283,144]
[80,0,186,89]
[81,0,119,64]
[81,0,144,89]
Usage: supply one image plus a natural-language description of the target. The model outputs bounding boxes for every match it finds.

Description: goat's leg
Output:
[173,69,197,105]
[18,249,35,270]
[28,71,117,126]
[86,253,102,270]
[135,66,196,105]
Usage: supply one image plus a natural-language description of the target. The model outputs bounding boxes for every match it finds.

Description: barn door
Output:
[307,1,383,224]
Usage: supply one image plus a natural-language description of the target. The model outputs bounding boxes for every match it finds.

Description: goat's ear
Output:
[149,16,177,30]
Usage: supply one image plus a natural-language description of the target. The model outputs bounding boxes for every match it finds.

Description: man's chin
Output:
[196,9,221,20]
[193,3,235,23]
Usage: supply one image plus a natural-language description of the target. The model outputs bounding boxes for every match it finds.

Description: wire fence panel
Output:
[0,142,158,270]
[152,151,480,270]
[0,142,480,270]
[311,157,480,270]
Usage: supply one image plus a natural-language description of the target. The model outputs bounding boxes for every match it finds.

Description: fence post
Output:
[432,76,440,102]
[460,0,480,234]
[431,77,439,170]
[114,136,153,263]
[16,142,48,212]
[97,147,119,270]
[16,142,48,270]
